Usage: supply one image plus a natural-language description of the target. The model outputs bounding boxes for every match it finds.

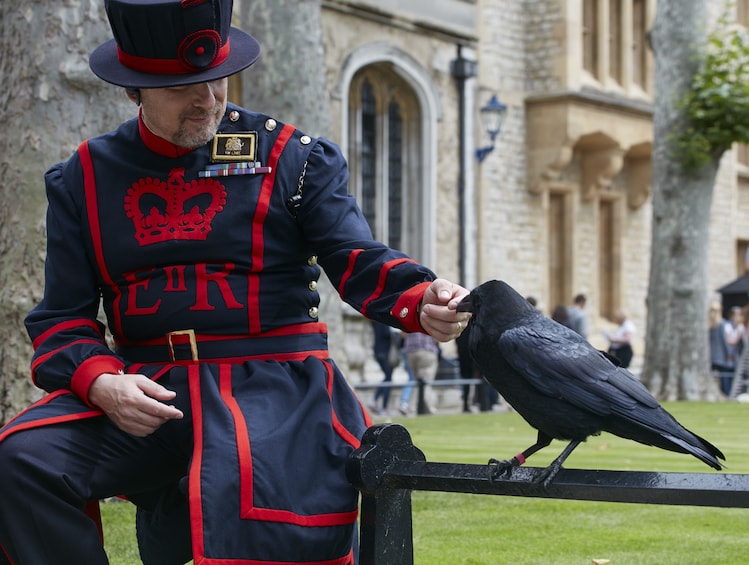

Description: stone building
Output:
[234,1,749,390]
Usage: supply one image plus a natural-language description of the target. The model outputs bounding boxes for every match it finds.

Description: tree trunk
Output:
[237,0,330,135]
[0,1,134,423]
[641,0,720,401]
[236,0,349,367]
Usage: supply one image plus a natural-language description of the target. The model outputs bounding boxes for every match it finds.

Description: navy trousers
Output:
[0,377,192,565]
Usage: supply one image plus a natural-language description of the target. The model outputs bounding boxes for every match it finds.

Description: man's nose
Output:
[190,83,216,107]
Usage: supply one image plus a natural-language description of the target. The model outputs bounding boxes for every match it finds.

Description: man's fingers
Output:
[138,377,177,401]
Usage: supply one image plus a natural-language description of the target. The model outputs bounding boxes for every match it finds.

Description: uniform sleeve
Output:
[24,158,124,401]
[294,138,436,332]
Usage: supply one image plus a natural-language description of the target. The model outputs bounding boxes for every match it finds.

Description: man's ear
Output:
[125,88,141,105]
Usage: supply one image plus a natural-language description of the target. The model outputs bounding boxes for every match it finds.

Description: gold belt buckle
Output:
[166,329,198,362]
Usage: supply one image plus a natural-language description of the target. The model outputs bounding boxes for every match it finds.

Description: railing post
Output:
[347,424,426,565]
[416,379,429,415]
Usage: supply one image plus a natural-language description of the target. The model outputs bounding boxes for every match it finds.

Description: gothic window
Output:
[583,0,599,77]
[609,0,622,83]
[631,0,648,88]
[581,0,653,94]
[348,64,422,256]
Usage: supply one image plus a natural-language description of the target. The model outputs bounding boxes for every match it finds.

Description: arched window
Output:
[348,64,422,257]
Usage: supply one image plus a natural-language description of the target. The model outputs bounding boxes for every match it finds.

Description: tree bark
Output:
[0,1,134,423]
[641,0,720,400]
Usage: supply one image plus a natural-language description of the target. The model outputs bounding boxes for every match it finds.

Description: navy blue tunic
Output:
[0,103,436,564]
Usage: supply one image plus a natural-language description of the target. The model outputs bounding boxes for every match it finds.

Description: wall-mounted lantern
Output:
[475,94,507,163]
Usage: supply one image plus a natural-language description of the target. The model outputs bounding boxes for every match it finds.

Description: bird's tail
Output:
[608,416,726,471]
[663,431,725,470]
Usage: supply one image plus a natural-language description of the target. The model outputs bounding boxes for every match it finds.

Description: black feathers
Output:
[457,280,725,485]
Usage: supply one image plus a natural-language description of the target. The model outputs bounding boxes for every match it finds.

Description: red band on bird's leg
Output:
[514,453,526,465]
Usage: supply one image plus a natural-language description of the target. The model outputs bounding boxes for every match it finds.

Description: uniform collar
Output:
[137,108,197,158]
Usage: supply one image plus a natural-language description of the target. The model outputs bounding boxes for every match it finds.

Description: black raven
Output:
[457,279,725,486]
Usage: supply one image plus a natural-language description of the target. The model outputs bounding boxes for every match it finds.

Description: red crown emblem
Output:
[124,168,227,246]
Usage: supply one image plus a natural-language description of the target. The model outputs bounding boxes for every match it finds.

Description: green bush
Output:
[676,14,749,170]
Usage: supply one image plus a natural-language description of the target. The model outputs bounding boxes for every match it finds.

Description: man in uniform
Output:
[0,0,470,563]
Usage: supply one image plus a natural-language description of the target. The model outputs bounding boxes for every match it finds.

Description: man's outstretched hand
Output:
[418,278,471,342]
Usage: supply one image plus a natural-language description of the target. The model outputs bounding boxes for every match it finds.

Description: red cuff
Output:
[390,281,432,333]
[71,355,125,406]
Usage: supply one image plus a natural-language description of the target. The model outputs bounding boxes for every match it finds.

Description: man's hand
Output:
[88,372,184,437]
[419,278,471,342]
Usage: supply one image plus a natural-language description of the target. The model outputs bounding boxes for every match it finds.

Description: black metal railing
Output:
[352,378,485,415]
[347,423,749,565]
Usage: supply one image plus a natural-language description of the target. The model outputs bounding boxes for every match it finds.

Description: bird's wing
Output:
[497,322,659,416]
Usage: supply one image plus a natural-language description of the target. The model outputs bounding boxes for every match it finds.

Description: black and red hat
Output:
[89,0,260,88]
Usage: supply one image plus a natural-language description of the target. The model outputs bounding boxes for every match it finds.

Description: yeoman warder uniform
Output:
[0,1,437,564]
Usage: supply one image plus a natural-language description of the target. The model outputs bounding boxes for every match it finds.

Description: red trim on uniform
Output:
[247,124,296,334]
[360,257,417,317]
[244,506,358,528]
[70,355,126,406]
[259,323,328,337]
[0,410,104,443]
[189,364,356,564]
[188,364,208,561]
[116,40,230,75]
[137,111,196,158]
[337,249,363,296]
[207,350,327,364]
[32,318,104,350]
[30,339,107,387]
[196,551,354,565]
[0,543,14,564]
[325,361,362,449]
[115,323,328,347]
[390,281,431,333]
[79,141,125,337]
[130,364,174,381]
[223,358,358,526]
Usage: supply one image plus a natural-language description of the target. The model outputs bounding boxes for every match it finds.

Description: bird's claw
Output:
[532,463,562,488]
[488,458,517,481]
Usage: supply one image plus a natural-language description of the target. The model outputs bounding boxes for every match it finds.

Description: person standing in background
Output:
[567,294,588,339]
[605,310,636,368]
[401,331,440,415]
[369,320,397,415]
[722,306,746,396]
[709,301,735,396]
[551,304,573,329]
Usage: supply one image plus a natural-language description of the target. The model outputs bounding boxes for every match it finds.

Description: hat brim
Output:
[89,27,260,88]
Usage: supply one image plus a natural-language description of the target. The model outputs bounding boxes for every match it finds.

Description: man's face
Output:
[138,78,228,148]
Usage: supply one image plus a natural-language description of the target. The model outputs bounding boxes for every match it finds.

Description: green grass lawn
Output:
[101,402,749,564]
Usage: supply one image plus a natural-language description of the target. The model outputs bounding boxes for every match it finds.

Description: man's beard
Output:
[172,104,224,148]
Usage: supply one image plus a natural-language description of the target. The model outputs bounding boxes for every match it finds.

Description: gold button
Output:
[265,119,277,132]
[308,280,318,291]
[307,255,318,266]
[308,307,319,318]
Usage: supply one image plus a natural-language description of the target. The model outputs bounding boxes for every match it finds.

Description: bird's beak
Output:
[456,294,473,313]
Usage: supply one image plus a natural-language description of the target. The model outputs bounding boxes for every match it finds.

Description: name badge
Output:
[211,132,257,162]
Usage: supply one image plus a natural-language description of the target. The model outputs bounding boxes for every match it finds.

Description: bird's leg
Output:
[534,439,582,487]
[488,431,553,481]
